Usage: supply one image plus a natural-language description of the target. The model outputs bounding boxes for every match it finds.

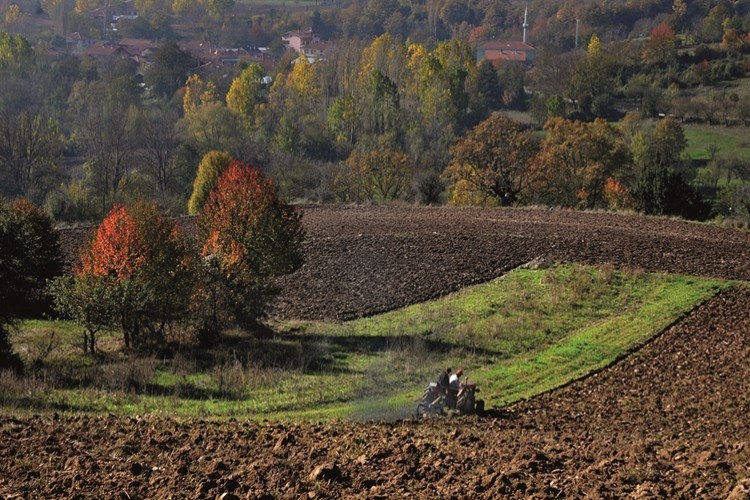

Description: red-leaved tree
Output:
[196,161,304,340]
[53,202,194,352]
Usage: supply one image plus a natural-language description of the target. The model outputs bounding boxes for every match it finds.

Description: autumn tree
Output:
[52,202,194,352]
[335,147,414,202]
[188,150,233,214]
[443,115,538,206]
[642,23,677,67]
[404,40,476,162]
[266,55,328,157]
[183,73,218,116]
[195,162,304,340]
[530,117,631,208]
[226,63,265,126]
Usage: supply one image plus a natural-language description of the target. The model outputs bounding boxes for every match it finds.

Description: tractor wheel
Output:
[464,394,476,414]
[475,399,485,415]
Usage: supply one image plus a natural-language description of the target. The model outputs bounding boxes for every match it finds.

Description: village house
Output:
[476,40,536,65]
[281,28,320,53]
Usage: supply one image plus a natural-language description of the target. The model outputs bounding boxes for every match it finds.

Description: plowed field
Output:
[6,206,750,498]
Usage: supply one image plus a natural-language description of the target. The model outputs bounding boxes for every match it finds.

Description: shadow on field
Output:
[2,326,500,411]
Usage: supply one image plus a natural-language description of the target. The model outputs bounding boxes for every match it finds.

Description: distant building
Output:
[82,43,127,59]
[281,28,320,53]
[63,32,95,53]
[301,41,334,62]
[476,41,536,64]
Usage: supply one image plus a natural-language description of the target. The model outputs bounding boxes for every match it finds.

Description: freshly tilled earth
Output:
[6,206,750,498]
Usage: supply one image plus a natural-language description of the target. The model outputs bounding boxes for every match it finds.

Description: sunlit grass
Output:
[683,124,750,161]
[4,264,733,421]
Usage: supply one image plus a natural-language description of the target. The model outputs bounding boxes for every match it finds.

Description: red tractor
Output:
[416,378,483,417]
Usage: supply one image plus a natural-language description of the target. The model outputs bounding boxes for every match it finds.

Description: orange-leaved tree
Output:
[529,117,631,209]
[196,161,304,340]
[443,114,539,206]
[52,202,194,352]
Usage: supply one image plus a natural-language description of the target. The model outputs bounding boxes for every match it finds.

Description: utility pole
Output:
[575,19,580,49]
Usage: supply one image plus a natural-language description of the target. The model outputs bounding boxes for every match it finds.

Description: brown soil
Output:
[8,205,750,498]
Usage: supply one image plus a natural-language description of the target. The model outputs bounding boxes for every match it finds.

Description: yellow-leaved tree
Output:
[443,114,538,206]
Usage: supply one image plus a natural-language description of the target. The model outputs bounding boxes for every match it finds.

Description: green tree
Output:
[178,100,243,156]
[196,161,304,339]
[133,104,181,198]
[144,43,195,99]
[68,79,139,214]
[634,165,710,220]
[0,32,33,74]
[649,117,687,168]
[443,115,538,206]
[49,273,117,355]
[477,59,501,112]
[226,63,265,126]
[187,150,233,214]
[327,95,358,144]
[568,34,617,118]
[0,198,63,371]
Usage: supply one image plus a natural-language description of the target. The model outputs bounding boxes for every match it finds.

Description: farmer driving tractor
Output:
[446,369,463,409]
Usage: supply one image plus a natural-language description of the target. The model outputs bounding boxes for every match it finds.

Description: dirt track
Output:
[6,206,750,498]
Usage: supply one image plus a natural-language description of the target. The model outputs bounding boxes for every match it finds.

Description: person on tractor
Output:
[437,367,451,396]
[446,369,463,408]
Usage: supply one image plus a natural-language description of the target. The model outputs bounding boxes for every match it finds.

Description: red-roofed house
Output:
[476,41,535,64]
[83,43,126,59]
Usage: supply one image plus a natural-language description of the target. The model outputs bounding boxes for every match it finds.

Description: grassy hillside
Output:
[3,264,732,421]
[684,124,750,161]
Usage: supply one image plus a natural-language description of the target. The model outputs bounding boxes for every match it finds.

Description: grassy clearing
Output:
[683,124,750,161]
[2,264,731,421]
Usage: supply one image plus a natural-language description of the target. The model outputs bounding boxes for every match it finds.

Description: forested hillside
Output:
[1,0,749,221]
